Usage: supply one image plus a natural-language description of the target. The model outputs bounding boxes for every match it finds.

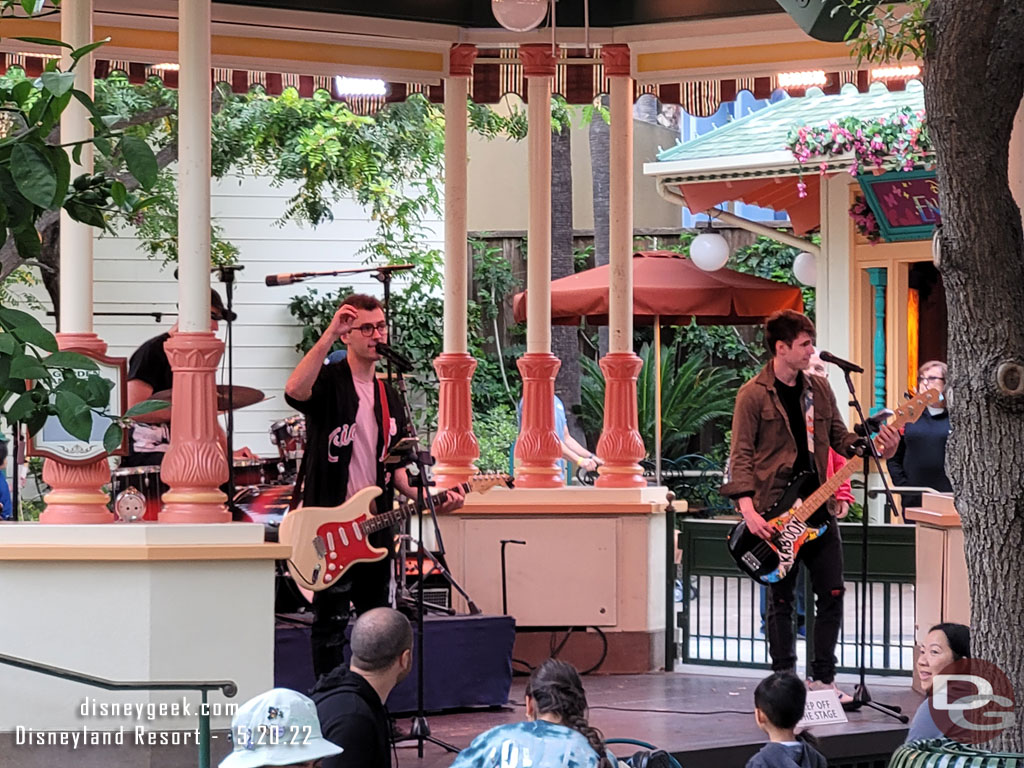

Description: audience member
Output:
[747,672,826,768]
[0,438,11,520]
[905,623,971,742]
[450,659,615,768]
[312,607,413,768]
[888,361,952,509]
[219,688,342,768]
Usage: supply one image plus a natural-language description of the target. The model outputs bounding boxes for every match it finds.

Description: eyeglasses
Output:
[356,322,388,337]
[919,376,945,383]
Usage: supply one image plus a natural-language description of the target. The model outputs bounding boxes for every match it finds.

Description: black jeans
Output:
[311,557,392,680]
[766,520,845,683]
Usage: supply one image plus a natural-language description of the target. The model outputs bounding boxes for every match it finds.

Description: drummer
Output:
[124,289,253,467]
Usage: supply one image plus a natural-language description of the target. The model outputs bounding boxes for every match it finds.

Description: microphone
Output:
[819,350,864,374]
[375,341,415,374]
[265,272,307,287]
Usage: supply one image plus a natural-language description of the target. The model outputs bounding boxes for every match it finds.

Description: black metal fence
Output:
[676,519,916,675]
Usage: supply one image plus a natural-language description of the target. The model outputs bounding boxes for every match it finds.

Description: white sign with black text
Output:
[797,689,849,728]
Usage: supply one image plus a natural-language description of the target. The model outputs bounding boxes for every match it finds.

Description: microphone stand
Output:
[390,366,459,757]
[215,265,243,511]
[840,368,908,723]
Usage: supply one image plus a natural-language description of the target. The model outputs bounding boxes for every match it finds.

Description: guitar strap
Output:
[377,378,391,462]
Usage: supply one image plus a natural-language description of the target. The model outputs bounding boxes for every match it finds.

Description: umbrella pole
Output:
[655,317,662,487]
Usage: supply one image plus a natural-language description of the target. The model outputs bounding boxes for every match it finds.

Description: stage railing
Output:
[675,520,916,675]
[0,652,237,767]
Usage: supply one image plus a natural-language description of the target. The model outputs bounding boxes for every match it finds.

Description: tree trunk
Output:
[551,121,585,444]
[589,95,611,358]
[926,0,1024,750]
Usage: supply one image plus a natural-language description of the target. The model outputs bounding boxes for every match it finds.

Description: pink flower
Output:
[797,181,808,198]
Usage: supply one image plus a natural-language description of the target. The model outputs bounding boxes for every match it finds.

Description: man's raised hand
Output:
[327,304,358,342]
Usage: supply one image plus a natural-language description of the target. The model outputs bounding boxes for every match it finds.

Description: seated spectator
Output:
[450,658,615,768]
[219,688,342,768]
[312,607,413,768]
[906,623,971,742]
[747,672,826,768]
[888,361,952,510]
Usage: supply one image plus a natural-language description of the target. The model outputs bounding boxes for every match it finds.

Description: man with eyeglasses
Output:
[285,293,464,679]
[887,360,952,510]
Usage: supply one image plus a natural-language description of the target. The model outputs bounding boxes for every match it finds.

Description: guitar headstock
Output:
[890,388,941,430]
[467,472,514,494]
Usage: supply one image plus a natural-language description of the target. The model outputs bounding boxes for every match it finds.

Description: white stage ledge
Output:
[0,524,284,737]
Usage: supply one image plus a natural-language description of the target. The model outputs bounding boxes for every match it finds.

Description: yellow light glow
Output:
[149,63,180,72]
[871,65,921,80]
[777,70,827,88]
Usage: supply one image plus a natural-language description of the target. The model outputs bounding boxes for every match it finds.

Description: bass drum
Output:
[232,484,310,614]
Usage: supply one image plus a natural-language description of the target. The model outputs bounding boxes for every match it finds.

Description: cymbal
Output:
[149,385,266,413]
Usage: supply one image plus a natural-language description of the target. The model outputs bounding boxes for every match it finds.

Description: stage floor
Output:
[399,669,921,768]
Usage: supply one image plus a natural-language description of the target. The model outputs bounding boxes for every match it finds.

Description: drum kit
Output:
[109,385,306,530]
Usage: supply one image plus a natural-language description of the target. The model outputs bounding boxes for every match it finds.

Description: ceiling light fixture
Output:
[334,76,388,97]
[492,0,549,32]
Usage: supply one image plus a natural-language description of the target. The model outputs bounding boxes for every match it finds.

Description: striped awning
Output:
[0,51,916,118]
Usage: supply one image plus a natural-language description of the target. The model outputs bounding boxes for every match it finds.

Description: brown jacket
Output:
[721,363,860,516]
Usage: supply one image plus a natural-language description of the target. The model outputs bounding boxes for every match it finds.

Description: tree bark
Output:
[926,0,1024,750]
[589,95,611,358]
[550,122,585,444]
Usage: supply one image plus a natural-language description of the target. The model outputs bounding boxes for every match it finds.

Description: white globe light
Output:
[492,0,548,32]
[793,251,817,286]
[689,233,730,272]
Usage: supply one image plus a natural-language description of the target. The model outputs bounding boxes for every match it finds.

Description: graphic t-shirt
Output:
[346,375,379,500]
[450,721,614,768]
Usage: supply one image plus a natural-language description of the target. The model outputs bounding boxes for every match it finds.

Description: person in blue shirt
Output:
[0,438,12,520]
[451,659,616,768]
[511,396,601,481]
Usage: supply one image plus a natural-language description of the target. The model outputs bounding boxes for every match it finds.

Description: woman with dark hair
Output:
[905,623,971,742]
[450,659,615,767]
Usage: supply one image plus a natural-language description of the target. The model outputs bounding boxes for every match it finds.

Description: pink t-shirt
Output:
[346,375,379,500]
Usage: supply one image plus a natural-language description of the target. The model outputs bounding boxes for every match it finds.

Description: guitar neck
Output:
[361,482,470,534]
[790,388,938,524]
[792,455,863,524]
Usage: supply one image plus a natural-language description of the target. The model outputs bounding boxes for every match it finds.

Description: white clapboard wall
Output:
[26,172,442,456]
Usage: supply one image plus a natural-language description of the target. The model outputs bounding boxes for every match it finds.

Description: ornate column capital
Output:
[431,352,480,487]
[596,352,646,488]
[449,44,478,77]
[515,352,563,488]
[600,44,631,77]
[518,44,557,78]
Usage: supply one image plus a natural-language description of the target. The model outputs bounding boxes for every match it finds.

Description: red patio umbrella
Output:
[512,250,804,482]
[512,250,804,326]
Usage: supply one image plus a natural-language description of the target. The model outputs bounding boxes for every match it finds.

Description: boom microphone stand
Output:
[839,368,908,723]
[214,265,243,510]
[389,364,459,757]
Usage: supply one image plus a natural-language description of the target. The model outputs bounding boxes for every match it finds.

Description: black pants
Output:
[766,520,845,683]
[311,557,392,680]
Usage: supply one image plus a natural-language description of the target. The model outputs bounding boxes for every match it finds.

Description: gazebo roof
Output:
[643,80,926,235]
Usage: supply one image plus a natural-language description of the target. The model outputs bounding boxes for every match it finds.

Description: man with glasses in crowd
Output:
[887,360,952,510]
[285,293,463,679]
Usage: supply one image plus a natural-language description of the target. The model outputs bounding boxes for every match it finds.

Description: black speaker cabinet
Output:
[775,0,877,43]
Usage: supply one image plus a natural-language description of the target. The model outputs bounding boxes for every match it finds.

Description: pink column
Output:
[596,44,646,488]
[159,333,229,522]
[432,44,480,487]
[40,336,114,524]
[514,44,562,489]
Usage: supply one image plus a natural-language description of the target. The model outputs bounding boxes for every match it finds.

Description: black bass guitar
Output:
[727,388,940,585]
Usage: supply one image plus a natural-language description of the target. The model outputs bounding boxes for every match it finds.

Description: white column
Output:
[59,0,94,335]
[443,70,470,353]
[178,0,212,330]
[524,61,553,354]
[607,59,633,354]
